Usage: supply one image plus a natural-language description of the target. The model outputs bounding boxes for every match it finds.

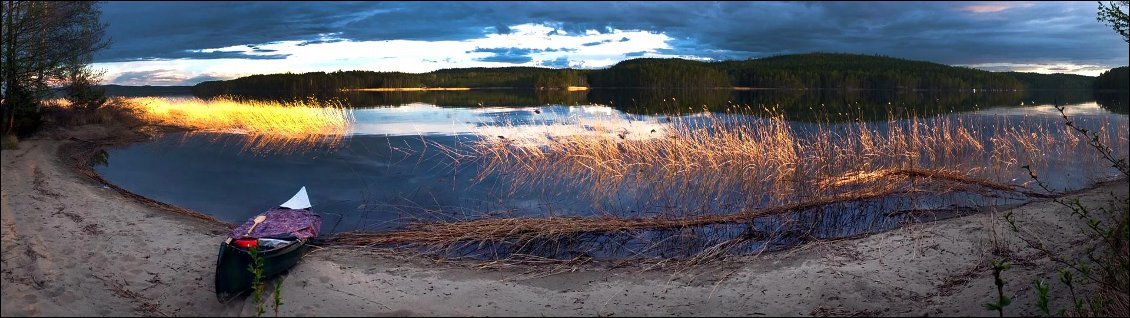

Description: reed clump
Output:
[329,104,1125,260]
[123,96,352,136]
[330,106,1127,260]
[40,96,355,153]
[468,108,1126,213]
[127,96,353,153]
[328,173,1010,247]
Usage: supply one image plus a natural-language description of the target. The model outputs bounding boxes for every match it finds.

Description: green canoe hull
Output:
[215,241,306,303]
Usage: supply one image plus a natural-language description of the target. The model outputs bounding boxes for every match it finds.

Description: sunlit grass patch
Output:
[118,97,354,153]
[124,97,351,136]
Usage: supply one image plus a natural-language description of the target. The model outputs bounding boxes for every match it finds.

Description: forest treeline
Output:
[191,53,1120,98]
[1094,66,1129,91]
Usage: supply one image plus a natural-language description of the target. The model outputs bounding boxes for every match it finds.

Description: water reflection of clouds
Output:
[350,103,673,144]
[973,102,1116,117]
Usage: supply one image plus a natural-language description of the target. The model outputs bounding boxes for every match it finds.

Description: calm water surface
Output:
[96,89,1129,258]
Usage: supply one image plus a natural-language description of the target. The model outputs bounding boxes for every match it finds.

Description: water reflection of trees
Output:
[340,89,590,107]
[1095,91,1130,114]
[199,88,1112,121]
[590,89,1029,120]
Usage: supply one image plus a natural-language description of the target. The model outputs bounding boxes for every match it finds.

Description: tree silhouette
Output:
[1,1,110,135]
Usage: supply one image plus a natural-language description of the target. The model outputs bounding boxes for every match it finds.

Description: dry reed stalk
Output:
[117,96,354,152]
[325,169,1021,248]
[464,109,1127,213]
[333,108,1127,260]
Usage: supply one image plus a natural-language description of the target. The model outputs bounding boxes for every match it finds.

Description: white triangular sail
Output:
[279,186,312,209]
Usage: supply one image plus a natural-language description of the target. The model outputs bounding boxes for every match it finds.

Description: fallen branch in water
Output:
[326,168,1038,248]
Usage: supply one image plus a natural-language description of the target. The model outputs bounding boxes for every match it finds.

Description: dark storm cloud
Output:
[98,1,1129,68]
[97,2,360,61]
[169,50,290,60]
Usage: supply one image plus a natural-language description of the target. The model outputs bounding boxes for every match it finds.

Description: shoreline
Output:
[2,123,1126,316]
[63,127,232,228]
[344,86,590,91]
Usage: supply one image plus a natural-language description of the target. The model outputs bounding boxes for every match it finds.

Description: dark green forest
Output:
[191,53,1117,98]
[192,68,589,98]
[1094,66,1129,91]
[1001,72,1095,90]
[715,53,1023,90]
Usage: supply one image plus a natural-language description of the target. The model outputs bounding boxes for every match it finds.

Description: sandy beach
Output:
[2,124,1126,316]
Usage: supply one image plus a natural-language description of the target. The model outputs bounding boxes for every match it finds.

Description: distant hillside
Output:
[588,58,730,88]
[716,53,1023,90]
[1001,72,1094,90]
[99,85,193,97]
[193,53,1105,97]
[1094,66,1129,91]
[192,68,588,98]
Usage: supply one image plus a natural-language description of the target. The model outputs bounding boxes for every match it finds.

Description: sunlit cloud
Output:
[960,62,1113,77]
[960,5,1012,13]
[94,23,679,86]
[958,2,1033,14]
[348,103,671,142]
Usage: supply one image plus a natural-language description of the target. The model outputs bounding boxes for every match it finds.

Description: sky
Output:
[92,1,1130,86]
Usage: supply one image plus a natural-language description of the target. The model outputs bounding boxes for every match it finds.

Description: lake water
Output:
[96,89,1129,258]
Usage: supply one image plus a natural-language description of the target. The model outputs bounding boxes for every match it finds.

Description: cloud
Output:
[95,23,679,85]
[470,47,537,63]
[960,62,1114,77]
[185,74,226,84]
[111,69,193,86]
[94,1,1128,84]
[540,56,571,68]
[582,39,613,46]
[173,50,290,60]
[959,5,1012,13]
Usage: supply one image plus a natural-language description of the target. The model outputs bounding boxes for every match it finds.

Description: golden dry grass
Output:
[328,170,1010,247]
[331,107,1128,257]
[108,96,353,153]
[465,108,1127,212]
[41,96,355,153]
[123,96,351,136]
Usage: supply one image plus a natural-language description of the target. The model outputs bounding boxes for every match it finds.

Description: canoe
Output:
[215,187,322,303]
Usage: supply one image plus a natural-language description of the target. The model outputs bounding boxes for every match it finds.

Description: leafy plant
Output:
[1097,1,1129,44]
[1034,279,1050,315]
[1006,103,1129,317]
[984,259,1012,317]
[248,245,266,317]
[272,278,283,317]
